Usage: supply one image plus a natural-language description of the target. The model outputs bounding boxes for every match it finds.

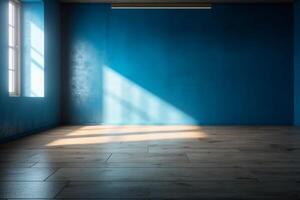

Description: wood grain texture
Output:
[0,125,299,199]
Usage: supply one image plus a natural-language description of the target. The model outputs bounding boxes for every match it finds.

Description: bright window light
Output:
[23,1,45,97]
[8,0,21,96]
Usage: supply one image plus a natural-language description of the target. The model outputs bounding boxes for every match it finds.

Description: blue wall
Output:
[295,0,300,125]
[61,4,109,124]
[62,3,293,125]
[0,0,61,140]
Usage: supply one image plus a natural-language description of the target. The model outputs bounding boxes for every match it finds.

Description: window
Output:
[23,0,45,97]
[8,0,20,96]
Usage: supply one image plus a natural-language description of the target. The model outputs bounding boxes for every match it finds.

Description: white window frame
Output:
[8,0,21,96]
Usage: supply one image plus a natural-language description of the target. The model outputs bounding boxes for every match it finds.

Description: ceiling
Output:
[60,0,293,3]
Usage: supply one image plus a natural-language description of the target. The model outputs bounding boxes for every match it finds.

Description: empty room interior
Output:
[1,0,300,199]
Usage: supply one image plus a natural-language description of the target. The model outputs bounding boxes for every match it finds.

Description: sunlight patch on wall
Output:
[102,66,196,124]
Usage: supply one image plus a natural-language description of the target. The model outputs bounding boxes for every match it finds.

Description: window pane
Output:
[9,48,14,70]
[24,1,44,97]
[9,70,14,93]
[8,2,14,26]
[8,0,19,96]
[9,26,14,47]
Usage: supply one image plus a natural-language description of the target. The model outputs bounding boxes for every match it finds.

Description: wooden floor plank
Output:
[107,153,189,163]
[0,181,66,198]
[0,168,57,181]
[47,167,256,181]
[0,125,300,199]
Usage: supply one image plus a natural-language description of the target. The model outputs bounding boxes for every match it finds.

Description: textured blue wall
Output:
[295,0,300,125]
[63,3,293,125]
[61,4,109,124]
[0,0,61,140]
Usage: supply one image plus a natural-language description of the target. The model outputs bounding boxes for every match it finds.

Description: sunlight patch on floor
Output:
[46,126,207,146]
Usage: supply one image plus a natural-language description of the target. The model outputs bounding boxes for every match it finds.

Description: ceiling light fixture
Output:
[111,3,212,9]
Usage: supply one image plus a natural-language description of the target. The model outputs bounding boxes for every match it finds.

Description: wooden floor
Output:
[0,126,299,199]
